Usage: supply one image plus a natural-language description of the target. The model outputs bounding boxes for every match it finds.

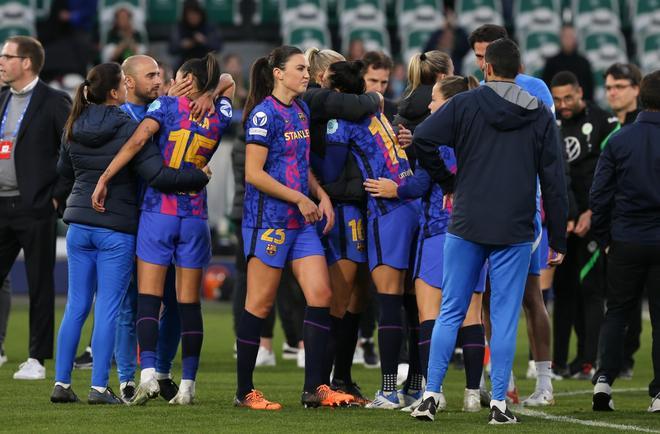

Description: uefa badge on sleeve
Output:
[266,243,277,256]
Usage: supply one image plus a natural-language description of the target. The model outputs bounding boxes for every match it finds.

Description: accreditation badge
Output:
[0,140,13,160]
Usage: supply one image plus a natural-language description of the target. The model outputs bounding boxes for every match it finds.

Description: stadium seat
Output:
[0,0,36,38]
[521,31,560,77]
[581,30,627,104]
[514,0,561,37]
[35,0,51,20]
[341,25,391,55]
[397,0,444,43]
[338,0,387,34]
[0,24,32,42]
[99,0,147,45]
[204,0,242,26]
[455,0,504,33]
[638,31,660,73]
[280,0,327,35]
[630,0,660,35]
[573,0,621,32]
[284,24,331,51]
[252,0,280,25]
[401,28,435,62]
[147,0,179,25]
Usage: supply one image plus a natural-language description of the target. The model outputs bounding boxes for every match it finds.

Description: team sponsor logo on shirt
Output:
[147,100,161,112]
[252,111,268,126]
[219,100,232,118]
[565,136,581,162]
[284,129,310,141]
[249,127,268,137]
[327,119,338,134]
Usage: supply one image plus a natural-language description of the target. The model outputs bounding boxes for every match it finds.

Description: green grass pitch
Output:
[1,299,658,433]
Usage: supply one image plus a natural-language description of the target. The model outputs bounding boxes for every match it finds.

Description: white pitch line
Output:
[553,387,646,397]
[518,408,660,433]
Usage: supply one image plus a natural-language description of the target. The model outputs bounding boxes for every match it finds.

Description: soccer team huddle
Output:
[53,23,577,425]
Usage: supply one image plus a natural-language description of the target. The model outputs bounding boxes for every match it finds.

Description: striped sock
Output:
[460,324,485,390]
[179,303,203,381]
[377,293,403,392]
[419,320,435,380]
[236,310,264,399]
[303,306,331,392]
[137,294,162,370]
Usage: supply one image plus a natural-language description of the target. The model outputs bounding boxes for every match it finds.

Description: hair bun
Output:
[83,80,90,86]
[419,53,427,61]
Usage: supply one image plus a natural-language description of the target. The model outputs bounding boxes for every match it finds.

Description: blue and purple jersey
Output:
[243,96,311,229]
[398,145,456,238]
[326,113,413,218]
[142,95,232,219]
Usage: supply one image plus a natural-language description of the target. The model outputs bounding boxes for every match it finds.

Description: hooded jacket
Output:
[57,104,209,234]
[414,82,568,253]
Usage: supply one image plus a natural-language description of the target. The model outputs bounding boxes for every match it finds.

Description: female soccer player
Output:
[364,76,488,415]
[52,63,209,404]
[235,45,354,410]
[323,60,419,409]
[91,54,235,405]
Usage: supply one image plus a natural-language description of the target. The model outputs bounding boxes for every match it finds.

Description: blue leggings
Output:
[426,234,531,401]
[115,265,180,383]
[55,224,135,387]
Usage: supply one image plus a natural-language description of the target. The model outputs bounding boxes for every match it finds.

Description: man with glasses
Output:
[604,63,642,126]
[550,71,618,380]
[0,36,71,380]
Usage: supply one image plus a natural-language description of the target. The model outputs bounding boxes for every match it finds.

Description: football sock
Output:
[236,309,264,399]
[460,324,485,390]
[419,320,434,381]
[404,294,423,392]
[322,315,341,385]
[303,306,331,392]
[535,360,553,391]
[333,311,361,384]
[136,294,162,371]
[179,302,203,381]
[377,293,403,392]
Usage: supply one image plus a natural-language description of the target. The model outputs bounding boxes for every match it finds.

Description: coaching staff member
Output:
[0,36,72,380]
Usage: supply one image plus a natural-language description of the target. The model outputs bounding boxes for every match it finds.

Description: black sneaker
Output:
[73,349,92,370]
[592,377,614,411]
[488,405,519,424]
[158,378,179,401]
[361,339,379,368]
[50,385,79,403]
[411,396,437,421]
[331,379,370,406]
[121,382,135,402]
[88,387,123,405]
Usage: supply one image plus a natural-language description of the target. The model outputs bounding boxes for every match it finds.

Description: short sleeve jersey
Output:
[142,95,232,218]
[326,113,413,218]
[421,145,455,237]
[243,96,311,229]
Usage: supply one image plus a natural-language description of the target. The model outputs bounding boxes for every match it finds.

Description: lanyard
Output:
[0,94,32,139]
[123,103,143,122]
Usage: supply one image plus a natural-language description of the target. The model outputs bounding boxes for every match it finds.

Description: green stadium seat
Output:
[342,25,390,55]
[639,31,660,73]
[521,31,560,77]
[338,0,386,34]
[204,0,242,26]
[397,0,444,43]
[573,0,621,31]
[284,24,331,51]
[280,0,327,35]
[0,24,32,43]
[455,0,504,33]
[582,31,628,89]
[35,0,51,20]
[630,0,660,35]
[147,0,178,25]
[514,0,561,36]
[401,28,435,62]
[99,0,147,45]
[252,0,279,25]
[0,1,36,36]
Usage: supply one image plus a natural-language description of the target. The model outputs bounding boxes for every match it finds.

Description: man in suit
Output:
[0,36,71,380]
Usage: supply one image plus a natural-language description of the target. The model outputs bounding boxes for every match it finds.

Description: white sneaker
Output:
[255,346,276,367]
[352,343,365,364]
[169,380,195,405]
[463,388,481,412]
[297,348,305,368]
[648,393,660,413]
[13,358,45,380]
[365,390,403,409]
[129,374,159,406]
[398,389,423,412]
[523,389,555,406]
[526,360,537,379]
[282,342,298,360]
[396,363,409,386]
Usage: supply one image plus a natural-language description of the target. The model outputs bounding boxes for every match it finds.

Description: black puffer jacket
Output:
[57,104,209,234]
[393,84,434,168]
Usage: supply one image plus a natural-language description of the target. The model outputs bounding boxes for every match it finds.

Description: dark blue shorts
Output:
[137,211,211,269]
[414,232,487,292]
[367,202,419,271]
[243,224,324,268]
[318,204,367,266]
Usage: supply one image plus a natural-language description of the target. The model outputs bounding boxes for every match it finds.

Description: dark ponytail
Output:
[179,52,221,95]
[243,45,303,124]
[326,60,366,95]
[64,62,123,142]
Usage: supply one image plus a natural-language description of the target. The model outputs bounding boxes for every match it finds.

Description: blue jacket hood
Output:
[71,104,132,148]
[475,85,543,131]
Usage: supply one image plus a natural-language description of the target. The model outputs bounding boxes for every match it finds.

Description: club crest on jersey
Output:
[266,243,277,256]
[327,119,338,134]
[298,112,306,122]
[356,241,365,252]
[252,111,268,126]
